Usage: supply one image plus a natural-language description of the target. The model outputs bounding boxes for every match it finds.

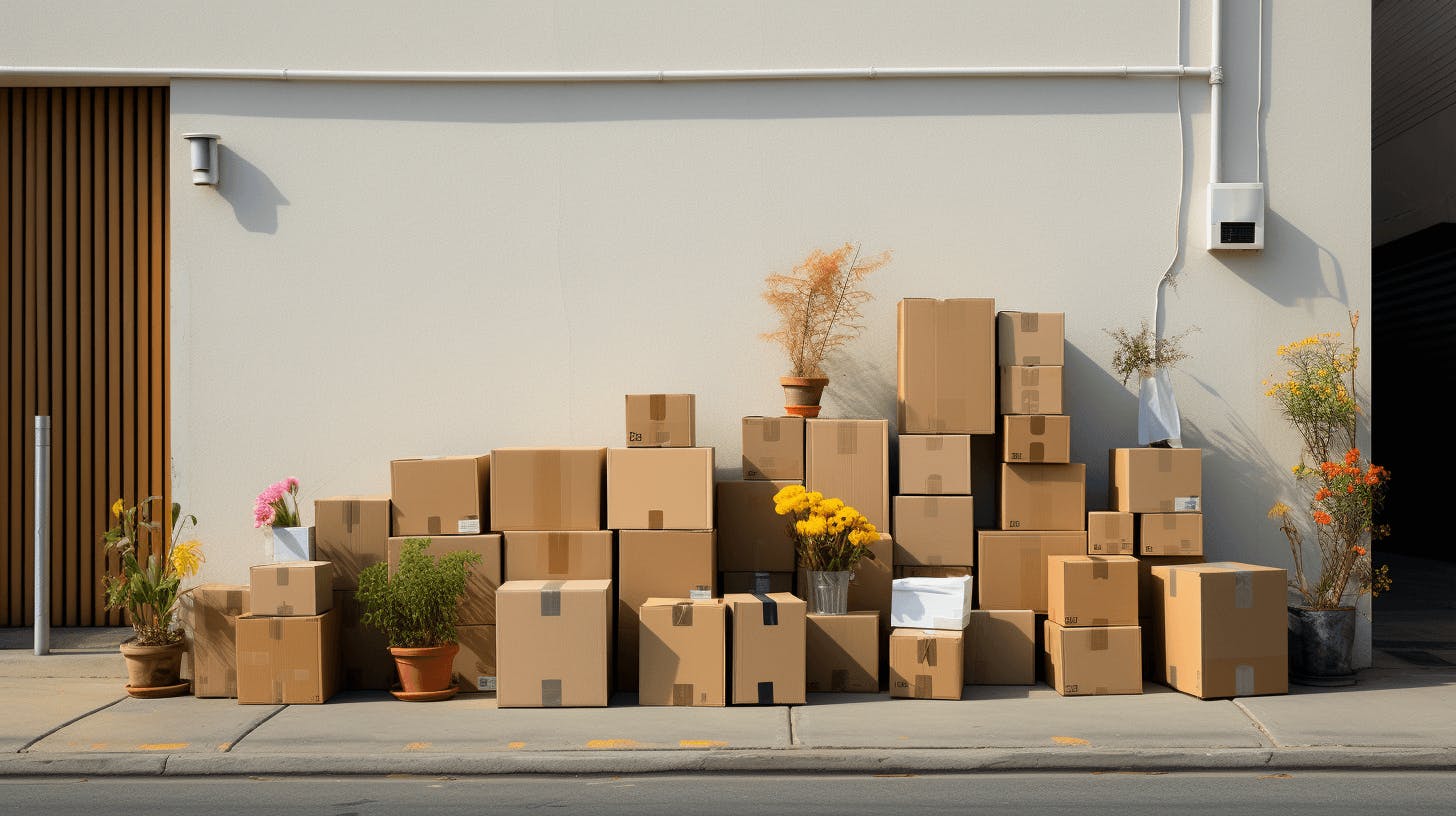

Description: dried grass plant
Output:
[762,243,890,378]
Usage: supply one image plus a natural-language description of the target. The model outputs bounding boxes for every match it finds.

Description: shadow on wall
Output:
[1213,210,1349,308]
[1064,342,1137,510]
[820,350,897,429]
[217,145,289,234]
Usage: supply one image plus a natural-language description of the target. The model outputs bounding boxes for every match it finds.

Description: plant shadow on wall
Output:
[217,145,289,234]
[1215,210,1350,308]
[1062,342,1137,498]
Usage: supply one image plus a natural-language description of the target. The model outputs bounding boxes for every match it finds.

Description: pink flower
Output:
[285,477,299,492]
[253,502,276,528]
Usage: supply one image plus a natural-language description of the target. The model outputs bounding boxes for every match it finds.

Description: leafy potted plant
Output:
[356,537,481,701]
[773,485,878,615]
[762,243,890,417]
[103,496,204,697]
[253,476,313,561]
[1106,320,1197,447]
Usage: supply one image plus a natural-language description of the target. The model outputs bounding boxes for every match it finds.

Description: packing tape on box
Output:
[757,681,774,705]
[269,619,283,640]
[1029,442,1045,461]
[1020,367,1040,387]
[914,674,933,699]
[925,473,944,494]
[753,593,779,626]
[1092,560,1109,580]
[758,419,782,443]
[1020,391,1039,414]
[1103,515,1122,540]
[273,679,284,703]
[1157,449,1173,473]
[753,572,772,593]
[925,436,945,451]
[541,678,563,707]
[831,668,848,692]
[1090,617,1109,626]
[540,581,564,617]
[1094,686,1109,695]
[532,450,567,529]
[647,509,665,529]
[1168,568,1180,597]
[428,514,443,535]
[346,499,360,533]
[1020,312,1040,332]
[1090,629,1109,651]
[649,394,667,422]
[1235,665,1256,696]
[1233,570,1254,609]
[924,497,941,519]
[1020,546,1041,607]
[1029,415,1046,436]
[836,423,859,455]
[547,533,570,575]
[917,635,938,666]
[1168,664,1178,688]
[673,683,694,706]
[276,567,290,586]
[672,601,694,627]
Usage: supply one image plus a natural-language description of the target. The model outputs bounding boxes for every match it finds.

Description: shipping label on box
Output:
[1109,448,1203,513]
[490,447,606,531]
[999,463,1086,531]
[742,416,805,481]
[503,530,614,581]
[805,419,889,529]
[626,393,696,448]
[315,496,391,590]
[892,495,975,567]
[1002,415,1071,464]
[454,624,497,693]
[1138,512,1204,556]
[387,535,502,626]
[898,435,972,495]
[806,612,880,693]
[976,530,1087,612]
[890,629,964,699]
[1043,620,1143,696]
[898,298,997,434]
[722,571,793,595]
[618,530,717,691]
[715,480,798,573]
[727,593,807,705]
[249,561,333,617]
[891,575,974,630]
[966,609,1035,685]
[639,598,727,706]
[236,609,341,704]
[1087,511,1135,555]
[334,589,396,691]
[1047,555,1139,628]
[389,455,490,536]
[999,366,1064,415]
[1149,562,1287,699]
[997,311,1066,366]
[607,447,714,530]
[182,584,249,698]
[496,579,612,707]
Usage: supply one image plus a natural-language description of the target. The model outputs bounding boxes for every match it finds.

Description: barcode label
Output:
[458,518,482,534]
[1173,497,1201,512]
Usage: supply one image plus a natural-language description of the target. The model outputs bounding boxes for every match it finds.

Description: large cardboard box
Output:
[892,495,976,567]
[896,565,972,579]
[1043,620,1143,696]
[721,571,793,594]
[997,311,1065,366]
[1137,555,1204,617]
[496,579,612,707]
[1109,448,1203,513]
[335,589,395,691]
[716,480,798,573]
[502,531,614,581]
[1149,562,1288,698]
[742,416,805,481]
[976,530,1087,612]
[890,629,964,699]
[182,584,249,698]
[898,298,996,434]
[236,609,341,704]
[454,624,497,693]
[998,463,1086,531]
[625,393,695,447]
[1002,415,1071,464]
[250,561,333,617]
[607,447,714,530]
[1138,512,1204,556]
[315,496,391,590]
[1047,555,1139,628]
[618,530,717,690]
[387,535,502,626]
[898,435,972,495]
[1087,511,1135,555]
[891,575,974,630]
[727,593,807,705]
[389,455,490,536]
[639,598,726,706]
[965,609,1035,685]
[999,366,1063,415]
[805,418,889,529]
[805,612,880,693]
[490,447,606,531]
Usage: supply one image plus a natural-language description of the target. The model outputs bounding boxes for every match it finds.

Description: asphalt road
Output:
[1,772,1454,815]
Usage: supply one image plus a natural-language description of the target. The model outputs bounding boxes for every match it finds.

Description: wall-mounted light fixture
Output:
[181,133,220,186]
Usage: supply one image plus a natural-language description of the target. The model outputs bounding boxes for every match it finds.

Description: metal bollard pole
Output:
[34,416,50,656]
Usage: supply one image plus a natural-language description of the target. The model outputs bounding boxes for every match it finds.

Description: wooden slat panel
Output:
[62,89,78,626]
[77,87,95,625]
[22,88,39,627]
[0,89,11,626]
[48,89,64,625]
[135,90,152,582]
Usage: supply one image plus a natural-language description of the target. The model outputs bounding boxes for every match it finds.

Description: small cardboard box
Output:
[898,435,972,495]
[335,589,395,691]
[639,598,726,706]
[249,561,333,617]
[454,624,497,693]
[742,416,805,481]
[182,584,249,698]
[895,565,972,579]
[998,463,1086,531]
[1002,415,1071,464]
[607,447,714,530]
[805,418,890,529]
[490,447,606,531]
[898,298,997,434]
[890,575,974,630]
[618,530,717,690]
[1043,620,1143,696]
[625,393,696,447]
[502,531,614,581]
[892,495,976,566]
[1137,555,1204,617]
[236,609,341,704]
[1149,562,1288,698]
[716,480,798,573]
[315,496,391,590]
[721,571,794,594]
[965,609,1036,685]
[496,579,612,707]
[805,611,880,693]
[1087,511,1135,555]
[727,593,807,705]
[387,535,502,626]
[1138,512,1204,556]
[997,311,1065,366]
[1109,448,1203,513]
[999,366,1064,415]
[976,530,1088,612]
[389,455,490,536]
[1047,555,1139,628]
[890,629,964,699]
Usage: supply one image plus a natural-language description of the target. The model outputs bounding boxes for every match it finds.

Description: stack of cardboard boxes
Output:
[1043,554,1142,696]
[887,575,973,699]
[316,495,395,690]
[721,415,803,595]
[236,561,339,704]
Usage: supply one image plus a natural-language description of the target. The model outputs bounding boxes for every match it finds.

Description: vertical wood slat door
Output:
[1,86,169,627]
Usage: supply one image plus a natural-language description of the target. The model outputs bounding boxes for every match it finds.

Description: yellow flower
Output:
[1267,502,1292,519]
[111,498,124,517]
[170,539,204,578]
[814,497,845,517]
[773,485,805,505]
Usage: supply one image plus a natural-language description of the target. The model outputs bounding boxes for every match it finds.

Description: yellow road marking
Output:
[88,743,107,751]
[137,743,189,751]
[507,741,526,749]
[1052,736,1090,746]
[404,742,431,751]
[679,740,727,748]
[217,743,231,752]
[586,739,640,749]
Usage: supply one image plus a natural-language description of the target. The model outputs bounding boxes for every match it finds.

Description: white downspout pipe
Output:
[1209,0,1224,184]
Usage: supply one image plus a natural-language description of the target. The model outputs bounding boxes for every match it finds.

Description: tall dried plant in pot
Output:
[1105,320,1197,447]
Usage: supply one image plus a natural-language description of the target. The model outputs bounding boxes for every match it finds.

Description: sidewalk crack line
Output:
[16,694,127,753]
[1233,700,1282,748]
[223,704,288,753]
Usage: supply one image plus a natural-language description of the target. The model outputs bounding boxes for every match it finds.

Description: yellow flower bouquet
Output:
[772,484,877,572]
[103,496,204,647]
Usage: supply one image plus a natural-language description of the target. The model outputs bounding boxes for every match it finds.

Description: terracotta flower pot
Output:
[780,376,829,418]
[119,638,185,692]
[391,643,461,694]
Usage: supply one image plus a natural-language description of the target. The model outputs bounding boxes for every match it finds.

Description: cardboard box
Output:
[716,480,798,573]
[639,598,726,706]
[496,579,612,707]
[1138,512,1204,556]
[890,575,974,630]
[1137,555,1204,617]
[182,584,249,698]
[235,609,341,704]
[727,593,807,705]
[805,612,880,693]
[965,609,1036,685]
[1149,562,1288,698]
[898,298,996,434]
[625,393,695,447]
[895,565,972,579]
[315,496,391,590]
[1109,448,1203,513]
[742,416,805,480]
[1087,511,1135,555]
[454,624,497,693]
[1002,415,1071,464]
[1047,555,1139,628]
[999,366,1063,415]
[387,535,502,626]
[389,455,490,536]
[805,418,889,529]
[490,447,606,531]
[997,311,1065,366]
[502,531,614,581]
[722,571,794,594]
[607,447,714,530]
[976,530,1088,612]
[998,463,1086,531]
[335,589,395,691]
[618,530,717,690]
[892,495,976,567]
[249,561,333,617]
[1043,620,1143,696]
[898,435,972,495]
[890,629,964,699]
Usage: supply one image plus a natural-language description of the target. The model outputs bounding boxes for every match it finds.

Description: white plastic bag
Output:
[1137,368,1182,447]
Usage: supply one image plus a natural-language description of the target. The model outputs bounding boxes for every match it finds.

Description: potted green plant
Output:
[356,537,481,701]
[103,496,204,697]
[773,485,878,614]
[1105,320,1197,447]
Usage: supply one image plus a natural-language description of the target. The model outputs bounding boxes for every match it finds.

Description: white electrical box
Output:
[1207,182,1265,250]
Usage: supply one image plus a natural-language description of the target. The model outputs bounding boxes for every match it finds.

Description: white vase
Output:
[1137,369,1183,447]
[272,526,316,561]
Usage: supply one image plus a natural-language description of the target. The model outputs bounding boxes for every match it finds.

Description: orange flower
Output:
[1344,448,1360,466]
[1346,483,1355,494]
[1314,488,1332,502]
[1352,545,1367,556]
[1313,510,1332,526]
[1364,473,1380,486]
